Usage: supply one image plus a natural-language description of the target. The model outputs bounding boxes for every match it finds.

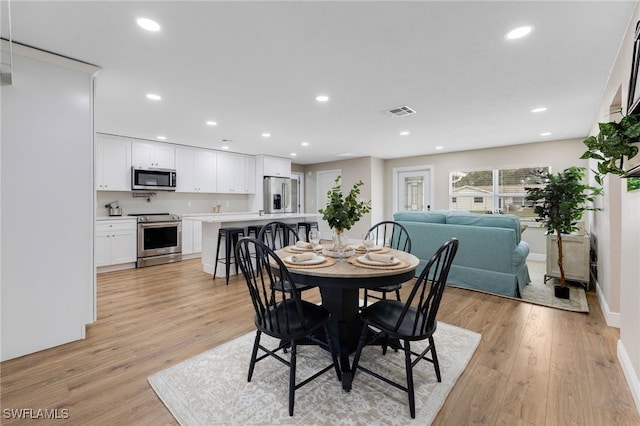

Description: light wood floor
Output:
[1,259,639,425]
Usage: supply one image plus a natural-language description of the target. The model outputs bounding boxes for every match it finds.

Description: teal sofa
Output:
[393,211,531,297]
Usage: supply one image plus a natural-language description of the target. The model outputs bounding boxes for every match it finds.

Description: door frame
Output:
[392,164,435,214]
[316,169,341,239]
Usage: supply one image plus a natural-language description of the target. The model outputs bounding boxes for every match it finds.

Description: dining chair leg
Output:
[350,323,369,382]
[429,336,442,382]
[324,324,342,381]
[288,339,297,416]
[404,339,416,419]
[248,331,261,382]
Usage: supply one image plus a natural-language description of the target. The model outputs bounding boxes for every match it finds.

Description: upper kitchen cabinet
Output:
[262,155,291,177]
[244,156,256,193]
[132,141,175,169]
[96,135,131,191]
[216,152,255,193]
[175,147,217,193]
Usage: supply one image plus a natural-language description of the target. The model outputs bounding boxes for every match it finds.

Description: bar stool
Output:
[297,221,319,242]
[213,227,245,285]
[276,223,297,248]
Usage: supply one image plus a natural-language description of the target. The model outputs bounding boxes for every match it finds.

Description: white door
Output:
[316,169,341,239]
[394,167,432,213]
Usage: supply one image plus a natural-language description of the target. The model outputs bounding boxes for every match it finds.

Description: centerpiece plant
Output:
[525,167,601,299]
[319,175,371,234]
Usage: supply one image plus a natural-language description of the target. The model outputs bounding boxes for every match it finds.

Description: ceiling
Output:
[3,1,636,164]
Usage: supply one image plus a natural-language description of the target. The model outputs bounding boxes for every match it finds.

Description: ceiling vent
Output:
[383,105,417,117]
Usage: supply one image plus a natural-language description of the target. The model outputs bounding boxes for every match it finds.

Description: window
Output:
[449,167,549,219]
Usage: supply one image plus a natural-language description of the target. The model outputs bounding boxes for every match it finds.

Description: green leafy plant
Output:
[318,176,371,232]
[525,167,602,288]
[580,111,640,185]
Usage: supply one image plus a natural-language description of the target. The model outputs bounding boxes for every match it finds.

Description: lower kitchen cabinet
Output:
[182,219,202,256]
[96,220,137,267]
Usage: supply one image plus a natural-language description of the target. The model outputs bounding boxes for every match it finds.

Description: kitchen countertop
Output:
[186,212,319,223]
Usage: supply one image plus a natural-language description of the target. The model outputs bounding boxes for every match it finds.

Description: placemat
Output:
[348,255,409,270]
[283,256,337,269]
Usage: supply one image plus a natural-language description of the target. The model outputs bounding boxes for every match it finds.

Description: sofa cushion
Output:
[445,213,522,244]
[393,211,447,224]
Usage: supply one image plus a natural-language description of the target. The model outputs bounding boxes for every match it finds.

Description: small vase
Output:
[332,229,348,262]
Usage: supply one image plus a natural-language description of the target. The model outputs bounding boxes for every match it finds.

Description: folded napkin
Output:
[366,253,395,264]
[295,241,313,249]
[291,253,315,263]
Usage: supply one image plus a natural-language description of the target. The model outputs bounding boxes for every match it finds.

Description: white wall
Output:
[1,45,98,361]
[383,138,588,257]
[591,2,640,413]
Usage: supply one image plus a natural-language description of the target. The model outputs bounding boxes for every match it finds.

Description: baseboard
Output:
[618,340,640,416]
[528,253,545,262]
[595,281,621,328]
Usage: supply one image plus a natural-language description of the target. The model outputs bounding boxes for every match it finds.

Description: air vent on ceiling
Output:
[383,105,417,117]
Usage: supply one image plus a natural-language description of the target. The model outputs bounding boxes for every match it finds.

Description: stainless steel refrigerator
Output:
[263,176,298,213]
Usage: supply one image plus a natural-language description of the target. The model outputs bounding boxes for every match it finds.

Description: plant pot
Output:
[554,285,570,299]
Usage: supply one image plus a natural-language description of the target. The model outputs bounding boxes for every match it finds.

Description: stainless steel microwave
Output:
[131,167,177,191]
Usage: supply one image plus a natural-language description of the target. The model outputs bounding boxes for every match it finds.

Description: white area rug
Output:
[521,260,589,312]
[148,322,481,425]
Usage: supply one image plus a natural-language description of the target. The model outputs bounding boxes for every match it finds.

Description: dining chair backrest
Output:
[394,237,458,337]
[258,221,300,250]
[235,237,306,338]
[367,221,412,253]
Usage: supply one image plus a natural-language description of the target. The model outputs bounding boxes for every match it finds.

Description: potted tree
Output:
[318,176,371,259]
[580,111,640,184]
[525,167,602,299]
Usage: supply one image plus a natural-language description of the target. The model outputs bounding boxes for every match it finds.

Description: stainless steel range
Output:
[130,213,182,268]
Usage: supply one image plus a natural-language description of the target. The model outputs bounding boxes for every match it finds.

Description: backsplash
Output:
[96,191,252,217]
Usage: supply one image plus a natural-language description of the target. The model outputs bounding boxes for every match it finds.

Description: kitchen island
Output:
[188,212,320,276]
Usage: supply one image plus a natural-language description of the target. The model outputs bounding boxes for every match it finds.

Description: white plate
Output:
[289,245,315,252]
[357,255,400,266]
[285,255,326,265]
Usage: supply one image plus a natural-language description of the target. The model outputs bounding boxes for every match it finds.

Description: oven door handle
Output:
[139,221,182,229]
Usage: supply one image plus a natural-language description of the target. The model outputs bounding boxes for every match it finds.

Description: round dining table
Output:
[276,246,420,391]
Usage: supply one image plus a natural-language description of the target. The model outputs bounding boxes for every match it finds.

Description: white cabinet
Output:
[217,152,255,193]
[262,155,291,177]
[96,136,131,191]
[95,220,137,267]
[132,142,175,169]
[546,234,591,287]
[182,219,202,255]
[244,156,256,193]
[176,148,217,193]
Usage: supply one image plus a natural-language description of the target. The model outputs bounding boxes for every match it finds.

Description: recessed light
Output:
[137,18,161,32]
[206,121,217,126]
[531,107,547,113]
[146,93,161,101]
[301,142,310,146]
[156,136,167,140]
[316,95,329,102]
[262,133,271,138]
[540,132,552,136]
[505,25,533,40]
[400,131,410,136]
[290,153,297,157]
[221,146,230,150]
[435,146,444,150]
